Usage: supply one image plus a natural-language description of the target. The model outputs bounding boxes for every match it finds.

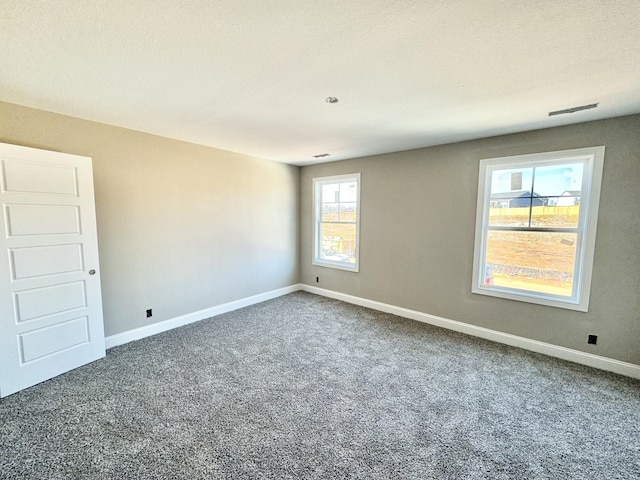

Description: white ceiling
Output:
[1,1,639,166]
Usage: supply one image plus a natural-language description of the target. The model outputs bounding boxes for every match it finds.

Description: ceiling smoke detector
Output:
[548,103,599,116]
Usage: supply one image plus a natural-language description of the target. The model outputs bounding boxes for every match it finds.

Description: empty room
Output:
[1,1,639,479]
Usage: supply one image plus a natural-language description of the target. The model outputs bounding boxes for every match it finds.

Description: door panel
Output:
[14,281,86,322]
[10,244,84,279]
[19,317,90,363]
[2,159,78,195]
[0,143,105,398]
[5,204,81,236]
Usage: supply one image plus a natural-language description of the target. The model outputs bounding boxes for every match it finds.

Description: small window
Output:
[313,173,360,271]
[472,147,604,311]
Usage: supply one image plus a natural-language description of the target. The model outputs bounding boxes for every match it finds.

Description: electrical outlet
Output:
[146,309,152,318]
[588,334,597,345]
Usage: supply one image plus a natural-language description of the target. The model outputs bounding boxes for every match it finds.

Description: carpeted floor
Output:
[1,291,639,479]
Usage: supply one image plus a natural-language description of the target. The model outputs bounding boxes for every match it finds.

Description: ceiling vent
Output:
[548,103,598,116]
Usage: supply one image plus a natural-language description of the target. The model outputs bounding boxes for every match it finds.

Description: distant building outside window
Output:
[472,147,605,311]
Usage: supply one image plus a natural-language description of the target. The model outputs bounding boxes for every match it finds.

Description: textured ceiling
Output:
[1,1,639,165]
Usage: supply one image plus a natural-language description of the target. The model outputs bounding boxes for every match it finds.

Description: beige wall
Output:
[301,115,640,365]
[0,101,299,337]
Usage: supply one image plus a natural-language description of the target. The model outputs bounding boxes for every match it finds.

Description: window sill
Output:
[313,259,359,272]
[471,284,588,312]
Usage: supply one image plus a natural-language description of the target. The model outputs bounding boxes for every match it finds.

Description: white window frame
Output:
[313,173,361,272]
[472,146,605,312]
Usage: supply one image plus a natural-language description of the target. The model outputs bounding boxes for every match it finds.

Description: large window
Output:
[472,147,604,311]
[313,173,360,271]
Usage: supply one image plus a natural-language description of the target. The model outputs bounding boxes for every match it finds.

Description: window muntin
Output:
[472,147,604,311]
[313,174,360,271]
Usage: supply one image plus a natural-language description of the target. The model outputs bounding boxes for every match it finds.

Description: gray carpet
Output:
[1,292,639,479]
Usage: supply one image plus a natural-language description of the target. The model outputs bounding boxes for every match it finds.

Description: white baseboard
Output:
[301,285,640,380]
[105,284,302,349]
[105,282,639,380]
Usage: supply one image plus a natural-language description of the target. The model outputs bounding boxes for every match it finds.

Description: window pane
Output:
[320,223,357,264]
[339,202,357,222]
[489,191,533,210]
[490,167,533,194]
[484,230,577,297]
[488,205,530,227]
[550,194,581,207]
[322,184,339,203]
[530,204,580,228]
[339,182,358,202]
[489,167,536,216]
[321,203,339,222]
[533,163,583,197]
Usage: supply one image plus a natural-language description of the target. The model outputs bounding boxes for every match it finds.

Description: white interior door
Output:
[0,142,105,398]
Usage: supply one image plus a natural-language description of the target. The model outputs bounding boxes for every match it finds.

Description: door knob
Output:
[88,269,96,275]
